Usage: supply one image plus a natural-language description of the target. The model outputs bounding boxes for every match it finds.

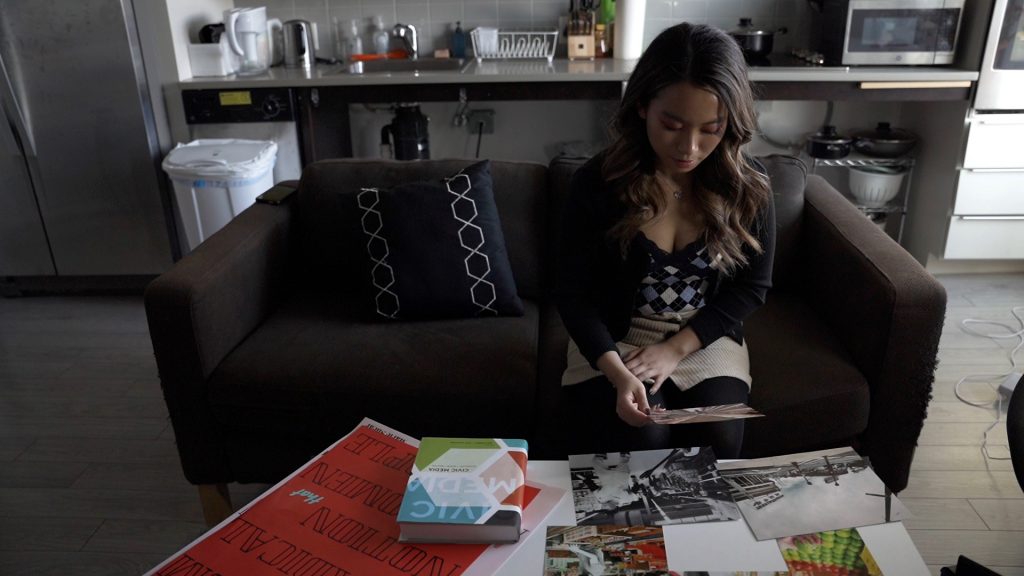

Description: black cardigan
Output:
[554,154,776,369]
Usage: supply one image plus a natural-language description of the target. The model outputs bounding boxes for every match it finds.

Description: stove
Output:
[745,50,831,68]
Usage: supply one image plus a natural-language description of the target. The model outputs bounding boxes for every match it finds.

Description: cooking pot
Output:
[805,125,852,159]
[730,18,787,60]
[851,122,918,158]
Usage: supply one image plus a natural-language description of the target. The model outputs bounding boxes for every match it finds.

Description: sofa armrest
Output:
[801,175,946,492]
[144,195,295,483]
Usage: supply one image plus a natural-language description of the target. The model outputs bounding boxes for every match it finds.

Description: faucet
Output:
[392,23,418,59]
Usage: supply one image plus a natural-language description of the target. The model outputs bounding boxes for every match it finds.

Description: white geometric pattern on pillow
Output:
[446,171,498,315]
[357,188,400,319]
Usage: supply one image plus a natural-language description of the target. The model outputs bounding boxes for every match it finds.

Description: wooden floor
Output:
[0,274,1021,575]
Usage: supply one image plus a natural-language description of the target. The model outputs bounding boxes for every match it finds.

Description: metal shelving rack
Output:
[805,153,916,243]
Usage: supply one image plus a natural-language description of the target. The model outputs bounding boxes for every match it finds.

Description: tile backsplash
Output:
[263,0,813,60]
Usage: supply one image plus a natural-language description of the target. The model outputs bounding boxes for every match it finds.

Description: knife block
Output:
[569,34,595,60]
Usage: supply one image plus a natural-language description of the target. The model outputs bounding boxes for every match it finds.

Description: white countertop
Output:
[178,57,979,90]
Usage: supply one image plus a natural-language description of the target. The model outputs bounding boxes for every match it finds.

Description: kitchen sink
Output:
[342,58,467,74]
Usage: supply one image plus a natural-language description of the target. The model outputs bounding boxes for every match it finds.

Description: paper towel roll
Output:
[614,0,647,60]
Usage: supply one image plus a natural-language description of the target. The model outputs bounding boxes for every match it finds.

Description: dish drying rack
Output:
[469,29,558,62]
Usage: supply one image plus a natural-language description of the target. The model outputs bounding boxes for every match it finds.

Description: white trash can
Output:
[162,139,278,250]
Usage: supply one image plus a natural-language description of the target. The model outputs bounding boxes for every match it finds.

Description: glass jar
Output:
[595,23,608,58]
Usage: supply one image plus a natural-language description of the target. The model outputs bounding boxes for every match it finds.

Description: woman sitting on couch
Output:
[554,22,776,458]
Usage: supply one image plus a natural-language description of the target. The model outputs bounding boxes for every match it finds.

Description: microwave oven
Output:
[810,0,964,66]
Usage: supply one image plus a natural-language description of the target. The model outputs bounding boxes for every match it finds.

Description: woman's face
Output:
[639,81,727,179]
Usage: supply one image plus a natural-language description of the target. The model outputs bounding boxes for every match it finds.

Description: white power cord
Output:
[953,305,1024,460]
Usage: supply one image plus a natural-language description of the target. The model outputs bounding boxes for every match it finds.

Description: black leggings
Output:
[556,376,749,459]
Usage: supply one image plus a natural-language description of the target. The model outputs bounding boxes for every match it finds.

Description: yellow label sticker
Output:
[219,91,252,106]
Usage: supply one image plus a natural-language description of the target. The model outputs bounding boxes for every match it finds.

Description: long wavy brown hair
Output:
[603,23,770,276]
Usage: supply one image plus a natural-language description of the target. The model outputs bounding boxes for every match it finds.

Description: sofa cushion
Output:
[206,288,541,451]
[742,292,870,457]
[345,160,523,319]
[294,159,547,303]
[757,154,806,292]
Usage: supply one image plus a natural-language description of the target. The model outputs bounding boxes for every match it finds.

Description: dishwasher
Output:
[182,87,303,182]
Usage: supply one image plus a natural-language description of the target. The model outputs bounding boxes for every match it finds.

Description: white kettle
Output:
[224,7,282,75]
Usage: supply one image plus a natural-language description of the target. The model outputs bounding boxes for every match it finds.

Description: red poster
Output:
[147,420,487,576]
[146,418,562,576]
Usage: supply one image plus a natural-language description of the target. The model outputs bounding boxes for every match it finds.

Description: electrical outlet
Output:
[467,109,495,134]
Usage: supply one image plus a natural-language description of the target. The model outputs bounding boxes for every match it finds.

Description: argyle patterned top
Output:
[634,233,717,319]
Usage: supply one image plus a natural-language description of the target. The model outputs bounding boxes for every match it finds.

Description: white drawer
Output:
[954,169,1024,215]
[963,115,1024,169]
[944,216,1024,259]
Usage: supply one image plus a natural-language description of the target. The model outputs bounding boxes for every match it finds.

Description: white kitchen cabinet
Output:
[945,216,1024,259]
[953,169,1024,214]
[962,114,1024,169]
[943,112,1024,259]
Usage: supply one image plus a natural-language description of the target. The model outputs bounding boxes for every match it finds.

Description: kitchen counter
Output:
[179,58,978,103]
[179,58,978,89]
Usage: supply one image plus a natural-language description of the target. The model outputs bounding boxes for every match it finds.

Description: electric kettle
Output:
[224,7,282,75]
[283,20,317,69]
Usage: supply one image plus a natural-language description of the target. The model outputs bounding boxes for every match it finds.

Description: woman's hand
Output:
[623,341,687,394]
[611,376,653,427]
[623,327,702,393]
[595,349,653,427]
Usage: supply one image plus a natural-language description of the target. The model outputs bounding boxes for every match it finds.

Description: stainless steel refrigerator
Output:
[0,0,177,278]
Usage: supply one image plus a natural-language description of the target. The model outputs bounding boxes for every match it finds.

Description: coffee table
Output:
[498,460,930,575]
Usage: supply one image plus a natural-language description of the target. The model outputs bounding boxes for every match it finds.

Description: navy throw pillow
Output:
[353,160,524,320]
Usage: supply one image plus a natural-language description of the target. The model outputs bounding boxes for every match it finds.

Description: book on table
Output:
[397,437,529,544]
[142,419,561,576]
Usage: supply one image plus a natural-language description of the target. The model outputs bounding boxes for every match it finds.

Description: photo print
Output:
[568,448,740,526]
[543,525,670,576]
[715,447,910,541]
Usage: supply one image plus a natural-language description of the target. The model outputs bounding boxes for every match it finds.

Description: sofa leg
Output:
[198,483,233,527]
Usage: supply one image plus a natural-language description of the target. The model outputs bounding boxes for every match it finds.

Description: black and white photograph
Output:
[568,448,741,526]
[715,447,911,541]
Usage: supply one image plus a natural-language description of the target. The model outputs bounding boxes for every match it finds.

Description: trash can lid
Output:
[162,139,278,179]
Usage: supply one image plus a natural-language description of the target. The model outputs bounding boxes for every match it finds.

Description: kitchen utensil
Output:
[224,7,282,75]
[848,165,906,207]
[730,18,787,61]
[806,125,852,159]
[852,122,919,158]
[282,19,316,69]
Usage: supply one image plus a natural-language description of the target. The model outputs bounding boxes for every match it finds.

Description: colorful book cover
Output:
[142,419,558,576]
[397,437,528,544]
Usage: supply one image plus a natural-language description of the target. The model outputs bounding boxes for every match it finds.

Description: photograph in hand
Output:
[648,403,764,425]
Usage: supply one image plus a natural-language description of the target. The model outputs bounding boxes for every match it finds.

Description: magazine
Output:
[143,418,563,576]
[568,447,741,526]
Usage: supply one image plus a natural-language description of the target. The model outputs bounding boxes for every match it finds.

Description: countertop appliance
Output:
[0,0,177,279]
[809,0,964,65]
[182,88,303,183]
[944,0,1024,259]
[283,20,317,69]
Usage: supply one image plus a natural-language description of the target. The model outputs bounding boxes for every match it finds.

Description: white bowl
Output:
[848,165,906,207]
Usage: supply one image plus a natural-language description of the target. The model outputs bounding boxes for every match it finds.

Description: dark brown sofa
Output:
[145,154,945,524]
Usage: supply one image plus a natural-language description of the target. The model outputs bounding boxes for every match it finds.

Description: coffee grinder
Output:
[380,104,430,160]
